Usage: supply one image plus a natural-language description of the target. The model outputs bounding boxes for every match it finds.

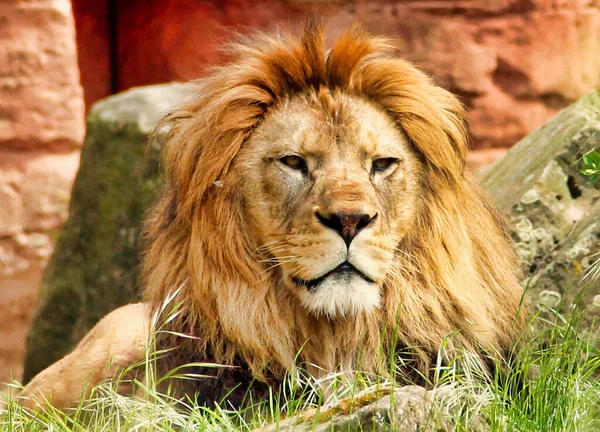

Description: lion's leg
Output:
[19,302,150,411]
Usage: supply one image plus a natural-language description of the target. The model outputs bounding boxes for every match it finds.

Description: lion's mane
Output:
[142,22,526,404]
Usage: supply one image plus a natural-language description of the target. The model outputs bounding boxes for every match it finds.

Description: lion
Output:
[20,22,526,411]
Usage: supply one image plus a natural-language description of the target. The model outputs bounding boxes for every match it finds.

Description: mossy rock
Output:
[483,90,600,320]
[22,83,189,382]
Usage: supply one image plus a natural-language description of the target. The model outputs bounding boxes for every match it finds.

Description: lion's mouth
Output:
[292,262,375,292]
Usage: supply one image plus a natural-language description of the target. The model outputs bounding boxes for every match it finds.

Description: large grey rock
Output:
[22,83,190,382]
[483,91,600,317]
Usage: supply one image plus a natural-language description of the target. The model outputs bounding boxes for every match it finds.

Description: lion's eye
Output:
[279,155,307,173]
[371,158,398,173]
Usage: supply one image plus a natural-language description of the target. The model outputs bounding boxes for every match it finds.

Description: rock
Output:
[0,270,43,393]
[0,0,85,390]
[467,148,509,173]
[22,83,190,382]
[0,152,78,388]
[260,386,430,432]
[20,152,80,232]
[259,385,484,432]
[0,183,23,237]
[0,0,84,150]
[0,152,79,278]
[71,0,111,111]
[483,90,600,319]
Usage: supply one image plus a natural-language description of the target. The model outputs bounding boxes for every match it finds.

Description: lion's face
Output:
[235,92,424,318]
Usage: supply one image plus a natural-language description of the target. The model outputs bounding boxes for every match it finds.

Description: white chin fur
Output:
[296,273,381,318]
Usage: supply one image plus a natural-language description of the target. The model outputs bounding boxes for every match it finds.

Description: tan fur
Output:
[144,22,526,386]
[21,22,526,410]
[19,303,148,410]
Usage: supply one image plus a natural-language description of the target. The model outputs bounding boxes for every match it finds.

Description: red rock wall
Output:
[0,0,84,388]
[71,0,111,110]
[74,0,600,168]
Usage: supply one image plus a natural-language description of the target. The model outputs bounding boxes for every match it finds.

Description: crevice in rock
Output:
[567,175,582,199]
[492,57,531,98]
[539,92,569,109]
[108,0,119,94]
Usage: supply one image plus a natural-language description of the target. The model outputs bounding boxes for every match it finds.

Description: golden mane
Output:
[142,22,526,393]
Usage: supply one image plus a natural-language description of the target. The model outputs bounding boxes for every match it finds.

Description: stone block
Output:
[0,0,84,150]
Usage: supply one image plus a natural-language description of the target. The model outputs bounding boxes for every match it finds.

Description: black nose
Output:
[316,212,377,246]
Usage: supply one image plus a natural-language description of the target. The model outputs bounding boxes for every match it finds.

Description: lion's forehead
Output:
[249,92,411,163]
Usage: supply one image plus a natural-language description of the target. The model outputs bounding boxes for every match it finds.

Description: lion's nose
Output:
[316,212,377,246]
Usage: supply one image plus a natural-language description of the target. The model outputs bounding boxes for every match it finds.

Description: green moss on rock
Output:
[483,90,600,322]
[22,84,189,382]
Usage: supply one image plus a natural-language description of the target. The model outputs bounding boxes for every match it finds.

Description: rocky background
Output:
[1,0,600,389]
[0,0,84,389]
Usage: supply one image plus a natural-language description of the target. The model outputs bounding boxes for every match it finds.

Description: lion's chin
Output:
[296,273,381,318]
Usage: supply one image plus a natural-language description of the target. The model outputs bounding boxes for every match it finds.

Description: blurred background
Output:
[1,0,599,388]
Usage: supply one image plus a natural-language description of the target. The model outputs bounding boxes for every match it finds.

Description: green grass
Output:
[2,296,599,432]
[464,303,599,431]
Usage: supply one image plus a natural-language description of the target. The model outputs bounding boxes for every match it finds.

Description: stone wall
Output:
[0,0,84,387]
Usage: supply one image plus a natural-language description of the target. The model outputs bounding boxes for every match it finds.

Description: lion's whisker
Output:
[259,255,299,263]
[260,260,299,274]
